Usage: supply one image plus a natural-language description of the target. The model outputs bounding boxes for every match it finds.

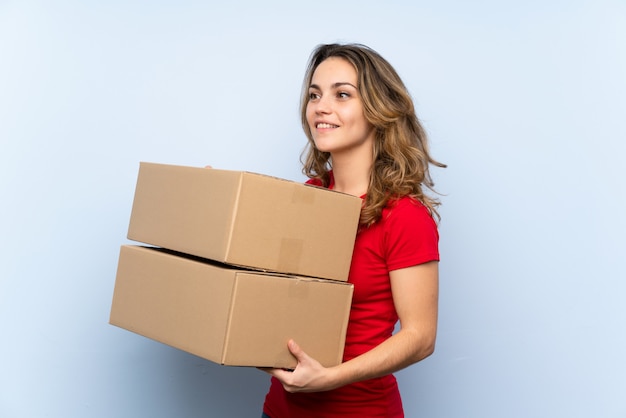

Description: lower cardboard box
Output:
[109,245,354,368]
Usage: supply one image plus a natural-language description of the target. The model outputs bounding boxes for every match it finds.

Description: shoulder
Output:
[304,171,334,188]
[378,196,440,267]
[381,196,439,248]
[305,178,323,187]
[383,196,435,225]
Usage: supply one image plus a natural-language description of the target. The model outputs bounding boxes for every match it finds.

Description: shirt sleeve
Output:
[383,198,440,271]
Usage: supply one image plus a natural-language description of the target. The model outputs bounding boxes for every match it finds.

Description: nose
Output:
[314,95,332,115]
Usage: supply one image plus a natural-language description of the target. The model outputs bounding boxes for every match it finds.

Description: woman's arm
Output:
[264,260,439,393]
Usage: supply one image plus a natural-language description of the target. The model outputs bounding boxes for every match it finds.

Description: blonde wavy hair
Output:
[300,43,446,226]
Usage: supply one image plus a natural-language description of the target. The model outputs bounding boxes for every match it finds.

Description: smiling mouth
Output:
[316,123,339,129]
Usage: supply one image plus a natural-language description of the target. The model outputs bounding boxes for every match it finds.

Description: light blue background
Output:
[1,1,625,417]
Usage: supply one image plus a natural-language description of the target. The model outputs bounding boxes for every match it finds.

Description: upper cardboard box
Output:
[110,245,353,368]
[127,162,362,281]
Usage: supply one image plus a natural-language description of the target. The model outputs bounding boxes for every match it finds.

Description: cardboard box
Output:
[109,245,354,368]
[127,162,361,282]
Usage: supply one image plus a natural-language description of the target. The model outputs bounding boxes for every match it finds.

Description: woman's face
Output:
[306,57,375,156]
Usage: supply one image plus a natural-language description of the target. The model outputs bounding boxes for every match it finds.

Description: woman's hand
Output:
[261,340,339,393]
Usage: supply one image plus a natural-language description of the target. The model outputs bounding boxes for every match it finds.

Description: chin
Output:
[312,141,334,153]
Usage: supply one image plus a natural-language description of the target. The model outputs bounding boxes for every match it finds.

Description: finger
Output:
[265,368,294,383]
[287,339,300,355]
[258,366,294,375]
[287,339,310,363]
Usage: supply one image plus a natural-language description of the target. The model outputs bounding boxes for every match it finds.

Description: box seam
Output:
[223,172,244,261]
[220,273,239,365]
[337,285,355,364]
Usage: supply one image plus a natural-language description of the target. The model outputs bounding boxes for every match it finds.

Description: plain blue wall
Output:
[1,1,625,417]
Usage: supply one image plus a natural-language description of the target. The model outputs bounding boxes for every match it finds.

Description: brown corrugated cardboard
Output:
[109,245,354,368]
[127,162,361,282]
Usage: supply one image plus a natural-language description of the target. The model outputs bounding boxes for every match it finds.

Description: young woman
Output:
[261,43,445,418]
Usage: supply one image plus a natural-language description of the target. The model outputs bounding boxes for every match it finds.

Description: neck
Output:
[330,147,373,197]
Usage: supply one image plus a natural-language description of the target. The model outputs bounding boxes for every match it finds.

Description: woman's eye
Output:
[338,92,350,99]
[309,92,320,100]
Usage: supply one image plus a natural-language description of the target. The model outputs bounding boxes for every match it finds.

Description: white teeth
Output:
[317,123,338,129]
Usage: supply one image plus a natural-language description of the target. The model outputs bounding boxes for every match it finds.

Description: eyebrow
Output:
[309,82,357,90]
